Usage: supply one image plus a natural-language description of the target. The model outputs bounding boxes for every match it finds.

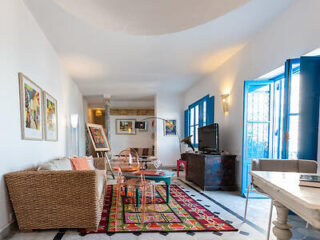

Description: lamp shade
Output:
[221,94,230,113]
[71,114,79,128]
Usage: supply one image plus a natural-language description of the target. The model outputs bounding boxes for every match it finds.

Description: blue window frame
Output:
[241,56,320,197]
[282,59,301,159]
[184,95,214,147]
[242,78,281,197]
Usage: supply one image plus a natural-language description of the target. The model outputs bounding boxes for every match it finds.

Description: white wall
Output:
[0,0,85,232]
[110,115,155,155]
[155,92,183,167]
[183,0,320,188]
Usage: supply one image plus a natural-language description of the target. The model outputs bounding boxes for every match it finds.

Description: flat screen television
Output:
[198,123,219,154]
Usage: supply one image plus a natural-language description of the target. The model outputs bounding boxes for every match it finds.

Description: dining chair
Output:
[114,168,126,228]
[116,148,140,172]
[244,159,318,240]
[115,148,156,225]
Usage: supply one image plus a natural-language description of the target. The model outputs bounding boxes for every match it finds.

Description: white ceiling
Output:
[54,0,250,35]
[24,0,294,100]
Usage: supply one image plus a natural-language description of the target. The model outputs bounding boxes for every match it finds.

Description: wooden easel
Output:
[97,151,115,179]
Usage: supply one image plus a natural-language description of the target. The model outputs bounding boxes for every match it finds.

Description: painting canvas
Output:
[86,123,111,151]
[43,91,58,141]
[19,73,43,140]
[116,119,136,135]
[164,120,177,136]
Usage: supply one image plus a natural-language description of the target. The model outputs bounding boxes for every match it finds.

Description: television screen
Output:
[198,123,219,153]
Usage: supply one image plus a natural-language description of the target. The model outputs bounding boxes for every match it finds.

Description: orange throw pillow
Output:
[70,157,91,170]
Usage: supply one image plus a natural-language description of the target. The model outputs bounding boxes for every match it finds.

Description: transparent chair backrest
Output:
[117,148,140,171]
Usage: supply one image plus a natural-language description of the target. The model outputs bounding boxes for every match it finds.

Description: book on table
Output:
[299,174,320,188]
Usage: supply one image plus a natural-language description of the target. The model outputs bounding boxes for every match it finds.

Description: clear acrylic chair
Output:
[114,148,156,225]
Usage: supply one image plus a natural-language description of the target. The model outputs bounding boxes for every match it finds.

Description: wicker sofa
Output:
[5,157,107,231]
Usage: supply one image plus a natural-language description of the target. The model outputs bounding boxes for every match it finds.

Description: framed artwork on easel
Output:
[86,123,111,151]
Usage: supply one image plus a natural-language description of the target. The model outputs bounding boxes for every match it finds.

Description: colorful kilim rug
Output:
[80,184,237,234]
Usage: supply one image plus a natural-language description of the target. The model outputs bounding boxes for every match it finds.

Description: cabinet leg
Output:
[272,200,292,240]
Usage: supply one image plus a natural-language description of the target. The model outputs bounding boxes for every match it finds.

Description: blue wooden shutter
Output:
[184,109,189,137]
[298,56,320,160]
[206,96,215,125]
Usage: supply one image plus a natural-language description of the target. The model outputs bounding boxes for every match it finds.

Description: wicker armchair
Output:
[5,157,107,231]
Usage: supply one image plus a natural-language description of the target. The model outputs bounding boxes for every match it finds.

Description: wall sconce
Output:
[221,94,230,113]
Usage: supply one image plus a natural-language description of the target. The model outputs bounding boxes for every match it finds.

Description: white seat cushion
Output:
[97,172,105,198]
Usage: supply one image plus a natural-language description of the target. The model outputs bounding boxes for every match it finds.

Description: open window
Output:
[184,95,214,147]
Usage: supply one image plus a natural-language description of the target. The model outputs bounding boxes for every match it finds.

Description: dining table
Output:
[250,171,320,240]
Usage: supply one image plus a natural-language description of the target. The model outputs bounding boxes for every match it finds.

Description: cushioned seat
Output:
[252,159,318,173]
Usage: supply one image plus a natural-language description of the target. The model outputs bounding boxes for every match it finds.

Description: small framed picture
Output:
[18,73,43,140]
[116,119,136,135]
[86,123,111,151]
[164,120,177,136]
[43,91,58,141]
[137,121,148,132]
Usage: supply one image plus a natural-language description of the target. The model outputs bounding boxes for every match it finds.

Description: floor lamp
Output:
[71,114,79,156]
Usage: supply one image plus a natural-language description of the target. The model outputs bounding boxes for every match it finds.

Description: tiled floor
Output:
[7,171,320,240]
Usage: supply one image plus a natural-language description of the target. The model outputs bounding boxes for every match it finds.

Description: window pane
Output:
[288,115,299,159]
[190,108,194,126]
[203,101,207,126]
[247,85,270,122]
[290,72,300,114]
[195,125,199,144]
[195,105,199,125]
[247,122,269,159]
[190,126,194,144]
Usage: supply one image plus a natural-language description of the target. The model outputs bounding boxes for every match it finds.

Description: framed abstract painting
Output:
[19,73,43,140]
[86,123,111,151]
[116,119,136,135]
[164,119,177,136]
[43,91,58,141]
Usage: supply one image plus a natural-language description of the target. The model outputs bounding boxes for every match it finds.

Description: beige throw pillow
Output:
[38,157,73,171]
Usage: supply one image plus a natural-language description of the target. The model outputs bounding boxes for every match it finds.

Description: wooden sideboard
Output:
[181,153,237,191]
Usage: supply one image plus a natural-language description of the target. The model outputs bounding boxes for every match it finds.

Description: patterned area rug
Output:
[80,184,237,234]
